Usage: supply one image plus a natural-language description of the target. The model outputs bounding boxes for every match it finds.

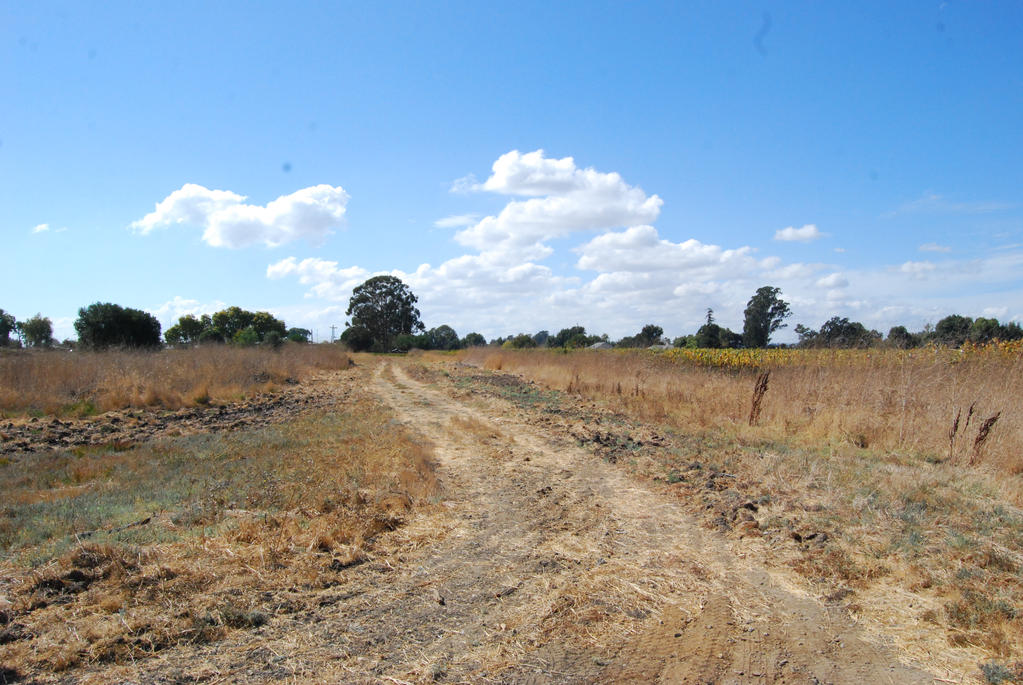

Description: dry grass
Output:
[464,347,1023,477]
[458,348,1023,663]
[0,369,438,677]
[0,344,350,416]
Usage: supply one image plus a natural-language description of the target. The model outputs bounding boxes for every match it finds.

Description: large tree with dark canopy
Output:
[346,276,424,351]
[75,302,162,350]
[742,286,791,348]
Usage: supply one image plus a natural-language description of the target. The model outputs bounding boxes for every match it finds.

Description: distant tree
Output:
[742,286,791,348]
[0,309,17,347]
[503,333,537,349]
[969,317,1001,344]
[532,330,550,347]
[75,303,162,350]
[286,327,312,343]
[233,327,260,346]
[1001,321,1023,341]
[165,314,209,345]
[346,276,424,352]
[462,332,487,347]
[212,306,256,342]
[695,323,724,349]
[886,325,916,349]
[340,325,375,352]
[263,330,284,349]
[550,326,587,348]
[394,333,430,351]
[934,314,973,347]
[639,324,664,346]
[816,317,880,348]
[19,314,54,348]
[427,325,461,351]
[251,311,287,341]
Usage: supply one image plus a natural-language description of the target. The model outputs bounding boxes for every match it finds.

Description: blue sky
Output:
[3,1,1021,343]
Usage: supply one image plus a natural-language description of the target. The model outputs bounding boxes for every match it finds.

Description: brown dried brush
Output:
[970,411,1001,465]
[748,371,770,426]
[947,402,975,463]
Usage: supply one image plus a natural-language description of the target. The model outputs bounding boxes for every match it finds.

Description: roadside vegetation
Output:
[459,345,1023,667]
[0,359,438,677]
[0,344,350,416]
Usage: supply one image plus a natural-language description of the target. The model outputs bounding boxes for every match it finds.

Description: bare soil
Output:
[1,358,957,683]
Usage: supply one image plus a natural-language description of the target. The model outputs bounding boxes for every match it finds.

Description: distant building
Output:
[589,341,613,349]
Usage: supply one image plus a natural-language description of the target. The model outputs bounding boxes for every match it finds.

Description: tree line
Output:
[3,280,1020,353]
[0,304,312,351]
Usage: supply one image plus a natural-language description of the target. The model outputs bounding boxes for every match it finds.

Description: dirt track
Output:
[355,360,934,683]
[21,359,944,683]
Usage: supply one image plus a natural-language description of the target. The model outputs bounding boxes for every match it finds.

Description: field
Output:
[1,345,1021,683]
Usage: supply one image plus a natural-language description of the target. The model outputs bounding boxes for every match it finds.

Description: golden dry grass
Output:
[464,347,1023,476]
[0,365,438,677]
[457,347,1023,661]
[0,344,350,416]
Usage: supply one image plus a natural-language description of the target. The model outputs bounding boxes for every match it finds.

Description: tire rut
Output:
[371,360,936,684]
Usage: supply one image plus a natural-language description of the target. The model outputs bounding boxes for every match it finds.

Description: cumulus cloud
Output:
[774,224,824,242]
[899,260,937,279]
[31,223,49,233]
[575,225,757,277]
[815,272,849,289]
[433,214,481,228]
[454,150,663,253]
[919,242,952,253]
[266,257,370,300]
[263,149,1023,341]
[131,183,349,248]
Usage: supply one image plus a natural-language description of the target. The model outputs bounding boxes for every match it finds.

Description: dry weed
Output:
[0,344,350,416]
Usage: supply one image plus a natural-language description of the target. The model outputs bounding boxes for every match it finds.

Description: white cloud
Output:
[266,257,370,300]
[433,214,481,228]
[264,149,1023,342]
[815,272,849,289]
[899,260,937,279]
[576,225,757,277]
[774,224,824,242]
[454,149,663,253]
[131,183,349,248]
[887,192,1013,217]
[31,223,49,233]
[152,296,227,325]
[919,242,952,253]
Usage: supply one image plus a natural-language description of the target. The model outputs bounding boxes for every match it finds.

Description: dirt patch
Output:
[0,372,343,457]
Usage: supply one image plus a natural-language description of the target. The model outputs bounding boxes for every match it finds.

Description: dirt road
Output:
[353,360,935,683]
[47,359,941,683]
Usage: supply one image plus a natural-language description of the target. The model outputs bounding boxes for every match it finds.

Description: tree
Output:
[19,314,54,348]
[462,332,487,347]
[550,326,586,348]
[427,325,461,351]
[799,317,880,348]
[346,276,424,352]
[532,330,550,347]
[251,311,287,341]
[934,314,972,347]
[0,309,17,347]
[286,327,312,343]
[503,333,537,349]
[742,286,791,348]
[165,314,209,345]
[886,326,917,349]
[75,303,162,349]
[969,317,1001,344]
[339,325,374,352]
[211,306,256,342]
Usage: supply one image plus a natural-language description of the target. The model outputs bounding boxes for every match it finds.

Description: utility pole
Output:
[330,325,337,343]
